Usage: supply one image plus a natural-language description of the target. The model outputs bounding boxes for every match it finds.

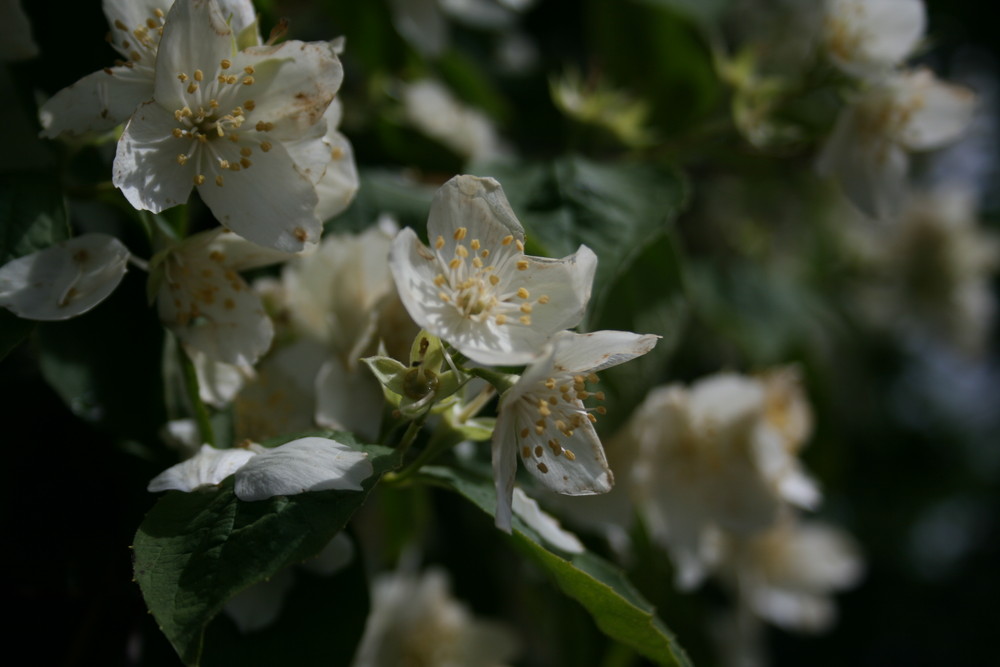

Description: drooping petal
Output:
[510,487,585,553]
[114,100,197,213]
[39,66,154,138]
[147,443,256,492]
[195,136,321,252]
[894,69,976,150]
[234,436,373,501]
[550,329,659,374]
[0,234,129,320]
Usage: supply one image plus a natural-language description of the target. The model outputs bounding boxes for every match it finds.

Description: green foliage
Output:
[422,466,693,667]
[133,436,402,666]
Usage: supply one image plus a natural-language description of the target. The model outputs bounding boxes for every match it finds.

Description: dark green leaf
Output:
[0,309,34,361]
[133,436,402,666]
[421,466,693,667]
[0,173,69,265]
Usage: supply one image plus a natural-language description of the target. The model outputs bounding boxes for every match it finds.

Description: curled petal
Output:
[148,444,256,492]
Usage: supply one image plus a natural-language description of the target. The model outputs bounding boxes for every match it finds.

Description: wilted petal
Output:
[0,233,129,320]
[234,437,373,501]
[148,443,256,492]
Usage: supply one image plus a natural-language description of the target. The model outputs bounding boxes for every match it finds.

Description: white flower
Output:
[352,568,519,667]
[401,79,509,163]
[492,330,658,532]
[157,228,289,366]
[0,233,130,320]
[719,515,864,632]
[823,0,925,78]
[817,68,975,220]
[625,373,819,589]
[39,0,257,138]
[147,436,373,501]
[390,175,598,366]
[111,0,355,252]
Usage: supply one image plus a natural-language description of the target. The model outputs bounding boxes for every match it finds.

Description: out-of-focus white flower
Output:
[857,186,1000,352]
[39,0,257,138]
[492,330,658,532]
[111,0,356,252]
[401,80,508,163]
[388,0,535,57]
[511,487,585,553]
[823,0,925,78]
[625,373,819,589]
[0,0,38,61]
[0,234,129,320]
[391,175,597,366]
[817,68,975,220]
[719,515,864,632]
[147,436,373,501]
[156,228,290,367]
[352,568,519,667]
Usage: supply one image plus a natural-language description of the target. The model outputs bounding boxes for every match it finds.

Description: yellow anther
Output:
[481,249,490,258]
[596,406,607,415]
[564,450,576,461]
[520,428,530,438]
[588,413,597,423]
[520,315,532,325]
[187,82,198,94]
[226,75,238,84]
[544,378,556,389]
[243,76,254,85]
[197,134,207,143]
[517,288,529,299]
[516,240,525,252]
[496,314,508,325]
[438,292,451,303]
[176,154,188,165]
[240,147,253,157]
[433,275,446,287]
[209,251,225,262]
[240,158,251,168]
[154,8,165,17]
[594,391,605,400]
[588,374,599,383]
[293,228,309,243]
[548,396,558,405]
[535,425,545,435]
[489,275,500,285]
[194,174,205,185]
[220,59,232,69]
[129,51,142,62]
[521,446,531,458]
[244,65,255,75]
[455,245,469,258]
[537,462,549,474]
[193,69,204,82]
[114,19,128,30]
[146,17,157,29]
[520,303,533,314]
[244,100,256,111]
[502,235,514,245]
[538,295,550,304]
[454,227,468,241]
[516,260,529,270]
[255,121,273,132]
[230,163,242,172]
[534,446,544,457]
[260,141,272,152]
[218,159,230,169]
[578,391,590,400]
[215,175,224,187]
[172,128,184,138]
[177,73,188,82]
[472,257,483,268]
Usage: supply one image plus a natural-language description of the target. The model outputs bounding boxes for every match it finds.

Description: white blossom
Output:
[0,233,129,320]
[823,0,925,78]
[817,68,975,220]
[390,175,597,366]
[625,372,819,589]
[39,0,257,138]
[352,568,519,667]
[147,443,255,492]
[111,0,356,252]
[511,487,585,553]
[492,330,658,532]
[719,515,864,632]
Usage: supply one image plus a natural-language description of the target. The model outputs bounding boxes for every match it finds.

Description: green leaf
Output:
[634,0,734,23]
[470,156,689,321]
[420,466,693,667]
[0,173,70,265]
[133,435,403,666]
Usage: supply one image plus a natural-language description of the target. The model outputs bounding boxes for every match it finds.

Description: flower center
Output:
[432,226,549,327]
[170,59,274,188]
[517,372,606,474]
[109,7,168,69]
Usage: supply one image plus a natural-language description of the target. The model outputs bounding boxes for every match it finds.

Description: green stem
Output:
[178,344,215,446]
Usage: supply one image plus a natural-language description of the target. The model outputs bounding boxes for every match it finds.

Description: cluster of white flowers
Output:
[818,0,976,220]
[611,366,862,633]
[389,174,658,531]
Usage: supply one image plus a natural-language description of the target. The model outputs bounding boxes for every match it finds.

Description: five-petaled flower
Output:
[492,329,658,532]
[112,0,357,252]
[390,175,597,366]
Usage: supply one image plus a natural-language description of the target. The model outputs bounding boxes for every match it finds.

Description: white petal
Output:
[187,347,251,407]
[427,175,524,250]
[299,533,355,576]
[491,408,520,533]
[387,0,448,56]
[39,66,153,138]
[0,233,129,320]
[550,329,659,374]
[148,444,256,492]
[313,130,360,220]
[511,487,585,553]
[196,137,321,252]
[234,437,374,501]
[113,101,196,213]
[157,239,273,366]
[315,357,385,442]
[200,228,297,272]
[154,0,233,111]
[517,416,613,496]
[689,373,764,433]
[825,0,925,76]
[231,40,343,138]
[895,70,976,150]
[222,567,296,633]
